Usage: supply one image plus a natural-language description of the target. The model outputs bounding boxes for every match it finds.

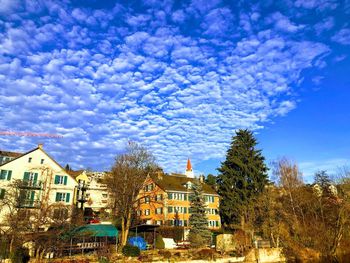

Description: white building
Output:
[0,144,77,227]
[66,170,109,213]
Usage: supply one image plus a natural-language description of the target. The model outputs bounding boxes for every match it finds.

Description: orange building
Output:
[137,159,221,230]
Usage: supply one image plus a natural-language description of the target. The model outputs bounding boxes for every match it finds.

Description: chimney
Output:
[38,143,43,149]
[157,171,163,180]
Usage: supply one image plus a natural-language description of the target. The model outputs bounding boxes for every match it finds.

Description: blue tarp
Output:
[128,236,147,250]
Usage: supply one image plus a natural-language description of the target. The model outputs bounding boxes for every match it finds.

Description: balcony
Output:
[17,199,41,209]
[18,180,43,190]
[77,182,89,190]
[77,195,88,203]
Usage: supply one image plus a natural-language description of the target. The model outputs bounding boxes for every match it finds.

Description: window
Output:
[205,195,215,203]
[144,184,154,192]
[184,220,188,227]
[0,189,5,199]
[155,207,163,214]
[168,206,173,213]
[168,192,187,201]
[144,196,150,204]
[28,157,32,163]
[155,194,163,201]
[55,192,71,203]
[54,175,68,185]
[102,194,108,198]
[40,159,44,164]
[155,220,162,225]
[137,210,142,216]
[144,209,150,216]
[0,170,12,180]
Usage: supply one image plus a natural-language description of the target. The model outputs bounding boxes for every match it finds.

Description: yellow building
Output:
[137,160,221,229]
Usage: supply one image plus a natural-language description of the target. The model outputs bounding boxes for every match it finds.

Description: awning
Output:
[74,224,118,237]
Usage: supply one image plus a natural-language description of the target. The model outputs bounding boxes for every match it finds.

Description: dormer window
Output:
[28,157,32,163]
[185,181,192,189]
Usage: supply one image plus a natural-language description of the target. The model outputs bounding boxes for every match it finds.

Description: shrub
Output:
[10,246,30,263]
[155,235,165,249]
[189,232,210,248]
[195,248,216,260]
[122,244,140,257]
[160,250,172,259]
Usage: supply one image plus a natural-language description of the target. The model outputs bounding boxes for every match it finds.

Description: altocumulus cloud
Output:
[0,0,348,171]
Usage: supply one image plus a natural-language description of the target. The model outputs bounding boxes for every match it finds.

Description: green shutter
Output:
[23,172,30,181]
[168,193,172,200]
[0,189,5,199]
[0,170,6,180]
[34,173,38,184]
[55,193,60,202]
[168,207,173,213]
[29,191,35,206]
[54,175,60,184]
[64,176,67,185]
[7,171,12,181]
[66,193,70,203]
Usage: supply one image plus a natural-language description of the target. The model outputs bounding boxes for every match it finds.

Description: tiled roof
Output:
[0,150,24,165]
[0,150,23,158]
[151,173,218,195]
[66,169,85,179]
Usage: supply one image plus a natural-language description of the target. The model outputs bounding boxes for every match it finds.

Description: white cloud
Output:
[0,0,343,172]
[331,28,350,45]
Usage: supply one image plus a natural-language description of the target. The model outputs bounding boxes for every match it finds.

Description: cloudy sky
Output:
[0,0,349,181]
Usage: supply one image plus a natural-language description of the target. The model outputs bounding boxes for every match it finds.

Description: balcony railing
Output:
[77,195,87,202]
[18,180,43,189]
[77,182,89,190]
[17,199,41,209]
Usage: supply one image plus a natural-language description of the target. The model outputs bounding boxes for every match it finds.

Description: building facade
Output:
[0,144,77,227]
[137,160,221,229]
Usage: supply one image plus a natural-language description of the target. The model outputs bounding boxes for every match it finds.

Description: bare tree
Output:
[0,180,33,254]
[104,142,158,247]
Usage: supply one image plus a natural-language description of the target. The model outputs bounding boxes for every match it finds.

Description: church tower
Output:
[185,158,194,178]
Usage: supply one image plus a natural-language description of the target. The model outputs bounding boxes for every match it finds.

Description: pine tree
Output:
[217,129,268,230]
[189,181,212,247]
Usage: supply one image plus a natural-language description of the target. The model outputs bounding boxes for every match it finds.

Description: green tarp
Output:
[74,224,118,238]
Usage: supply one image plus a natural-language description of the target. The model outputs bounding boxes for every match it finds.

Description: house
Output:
[0,144,78,227]
[66,170,109,213]
[137,159,221,229]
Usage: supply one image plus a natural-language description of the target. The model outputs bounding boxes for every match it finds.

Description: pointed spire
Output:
[186,158,192,171]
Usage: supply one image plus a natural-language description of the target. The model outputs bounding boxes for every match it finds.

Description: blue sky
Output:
[0,0,349,182]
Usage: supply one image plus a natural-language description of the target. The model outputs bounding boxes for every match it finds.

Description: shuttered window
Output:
[0,170,12,180]
[54,175,68,185]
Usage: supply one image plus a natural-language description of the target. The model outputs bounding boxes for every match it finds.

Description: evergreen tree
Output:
[205,174,216,186]
[314,170,331,189]
[217,129,268,230]
[189,181,211,247]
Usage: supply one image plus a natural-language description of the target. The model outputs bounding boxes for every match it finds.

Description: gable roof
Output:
[150,173,218,195]
[0,146,77,183]
[66,169,85,179]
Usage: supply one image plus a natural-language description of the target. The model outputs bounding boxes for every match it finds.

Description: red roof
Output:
[186,158,192,171]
